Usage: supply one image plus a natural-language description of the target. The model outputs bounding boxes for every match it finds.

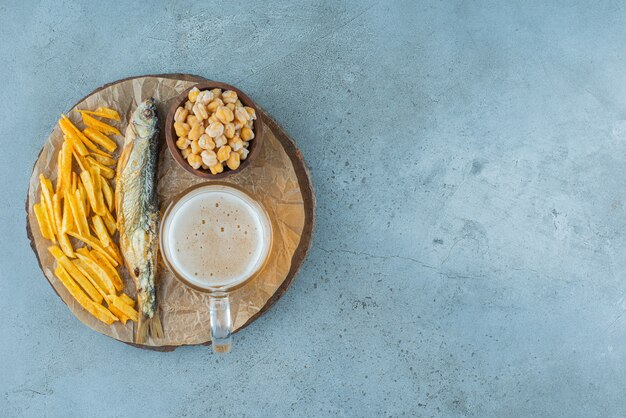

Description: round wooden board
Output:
[26,74,315,351]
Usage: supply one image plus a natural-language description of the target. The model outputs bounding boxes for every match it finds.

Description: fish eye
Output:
[142,108,154,119]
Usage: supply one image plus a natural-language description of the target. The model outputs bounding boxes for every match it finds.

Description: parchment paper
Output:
[26,76,306,347]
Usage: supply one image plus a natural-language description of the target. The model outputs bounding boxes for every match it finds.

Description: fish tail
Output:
[134,311,163,343]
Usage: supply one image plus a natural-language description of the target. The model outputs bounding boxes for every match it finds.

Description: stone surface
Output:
[2,1,626,416]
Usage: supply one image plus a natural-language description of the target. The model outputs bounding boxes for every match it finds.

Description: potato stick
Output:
[91,214,112,247]
[39,175,57,237]
[86,156,115,179]
[33,203,54,241]
[54,265,117,325]
[60,118,89,156]
[107,303,129,324]
[58,232,75,258]
[56,147,64,194]
[67,231,120,267]
[102,207,117,234]
[77,179,89,216]
[61,194,74,234]
[105,240,122,264]
[49,246,102,303]
[72,148,88,171]
[81,169,105,216]
[90,165,105,215]
[90,153,116,166]
[60,141,72,196]
[89,250,123,291]
[105,295,138,322]
[119,293,135,307]
[78,107,120,121]
[81,113,121,136]
[82,127,117,152]
[52,193,63,233]
[71,172,77,192]
[77,131,111,157]
[74,252,116,295]
[73,258,107,297]
[67,191,89,236]
[100,176,113,211]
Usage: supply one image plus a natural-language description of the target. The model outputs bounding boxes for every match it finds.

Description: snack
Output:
[115,99,163,343]
[32,105,139,325]
[173,87,256,174]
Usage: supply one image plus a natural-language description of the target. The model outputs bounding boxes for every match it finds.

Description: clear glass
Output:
[159,182,273,354]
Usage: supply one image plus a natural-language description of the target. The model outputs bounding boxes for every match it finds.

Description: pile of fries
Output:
[33,106,138,325]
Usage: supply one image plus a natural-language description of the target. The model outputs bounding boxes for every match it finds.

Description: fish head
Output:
[133,98,158,137]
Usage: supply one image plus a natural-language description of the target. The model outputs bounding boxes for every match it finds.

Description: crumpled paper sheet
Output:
[27,76,306,346]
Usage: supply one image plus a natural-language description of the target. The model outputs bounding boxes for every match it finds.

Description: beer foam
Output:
[161,185,271,289]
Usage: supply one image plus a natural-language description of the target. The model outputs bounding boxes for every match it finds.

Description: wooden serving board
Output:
[25,74,315,351]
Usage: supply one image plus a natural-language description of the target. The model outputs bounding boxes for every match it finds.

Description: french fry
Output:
[67,231,120,266]
[88,249,123,291]
[54,265,117,325]
[74,252,116,295]
[81,168,105,216]
[81,113,121,136]
[61,194,74,234]
[77,179,89,215]
[60,118,89,156]
[56,146,64,194]
[72,148,89,171]
[71,172,77,192]
[82,127,118,152]
[52,193,63,233]
[107,303,129,324]
[73,258,108,296]
[49,246,102,303]
[102,207,117,234]
[79,107,120,121]
[67,191,89,236]
[86,156,115,179]
[58,141,72,196]
[105,295,138,322]
[39,175,57,238]
[33,203,54,241]
[78,132,111,157]
[58,232,75,258]
[91,153,116,166]
[105,240,122,264]
[92,215,111,247]
[100,176,113,211]
[119,293,136,307]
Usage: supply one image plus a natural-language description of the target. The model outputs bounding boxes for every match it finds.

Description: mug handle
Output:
[209,292,233,353]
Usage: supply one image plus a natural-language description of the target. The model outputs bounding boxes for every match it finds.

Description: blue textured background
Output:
[2,1,626,416]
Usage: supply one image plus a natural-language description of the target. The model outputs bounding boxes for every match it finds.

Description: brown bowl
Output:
[165,81,264,179]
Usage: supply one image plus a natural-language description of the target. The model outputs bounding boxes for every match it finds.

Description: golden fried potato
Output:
[79,107,120,121]
[102,207,117,235]
[54,265,117,325]
[81,113,121,136]
[119,293,135,307]
[82,127,117,152]
[74,252,116,295]
[90,153,116,167]
[66,231,120,267]
[49,245,101,303]
[105,295,138,322]
[67,191,89,236]
[92,215,111,248]
[88,249,123,291]
[33,203,54,241]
